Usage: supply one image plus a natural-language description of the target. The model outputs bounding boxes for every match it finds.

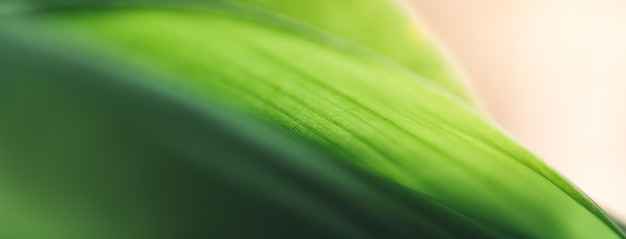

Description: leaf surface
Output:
[0,1,623,238]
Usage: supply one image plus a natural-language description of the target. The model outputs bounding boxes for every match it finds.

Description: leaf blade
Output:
[1,1,623,238]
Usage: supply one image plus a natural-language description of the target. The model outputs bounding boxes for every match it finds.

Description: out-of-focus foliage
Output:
[0,0,624,238]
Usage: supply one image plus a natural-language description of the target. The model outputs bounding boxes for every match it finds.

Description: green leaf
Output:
[221,0,472,101]
[3,0,471,100]
[0,32,503,239]
[0,1,623,238]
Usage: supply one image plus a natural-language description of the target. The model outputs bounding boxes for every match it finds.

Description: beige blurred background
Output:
[407,0,626,220]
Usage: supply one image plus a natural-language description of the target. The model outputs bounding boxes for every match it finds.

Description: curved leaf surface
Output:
[0,1,623,238]
[0,32,502,239]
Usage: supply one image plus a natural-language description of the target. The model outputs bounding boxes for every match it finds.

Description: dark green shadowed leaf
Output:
[0,1,624,238]
[0,32,505,239]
